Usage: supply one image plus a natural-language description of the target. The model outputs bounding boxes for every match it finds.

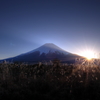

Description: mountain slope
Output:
[26,43,70,54]
[0,43,83,63]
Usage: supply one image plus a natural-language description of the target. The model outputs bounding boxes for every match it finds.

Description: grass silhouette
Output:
[0,59,100,100]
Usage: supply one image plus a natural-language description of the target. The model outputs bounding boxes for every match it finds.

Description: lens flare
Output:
[79,49,97,60]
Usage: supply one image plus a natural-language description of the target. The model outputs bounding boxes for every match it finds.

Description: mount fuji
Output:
[27,43,70,55]
[0,43,83,63]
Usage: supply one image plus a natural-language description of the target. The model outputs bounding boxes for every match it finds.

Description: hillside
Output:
[0,43,83,63]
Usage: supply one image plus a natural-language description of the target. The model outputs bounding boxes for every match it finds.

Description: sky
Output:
[0,0,100,59]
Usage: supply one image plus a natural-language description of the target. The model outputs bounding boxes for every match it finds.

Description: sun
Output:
[80,49,97,60]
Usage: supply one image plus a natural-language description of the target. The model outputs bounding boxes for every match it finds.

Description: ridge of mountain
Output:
[0,43,83,63]
[26,43,70,55]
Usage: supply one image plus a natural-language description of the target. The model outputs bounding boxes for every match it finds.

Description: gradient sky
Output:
[0,0,100,59]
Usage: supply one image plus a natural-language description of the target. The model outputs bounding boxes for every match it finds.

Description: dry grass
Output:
[0,59,100,100]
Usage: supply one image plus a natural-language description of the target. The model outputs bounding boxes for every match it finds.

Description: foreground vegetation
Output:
[0,59,100,100]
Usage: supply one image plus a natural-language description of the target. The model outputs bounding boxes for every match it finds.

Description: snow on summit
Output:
[27,43,70,54]
[0,43,82,63]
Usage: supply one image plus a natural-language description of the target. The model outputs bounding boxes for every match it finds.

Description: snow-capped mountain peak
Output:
[0,43,82,63]
[27,43,69,54]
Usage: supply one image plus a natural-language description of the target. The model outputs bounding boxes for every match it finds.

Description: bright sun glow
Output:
[80,49,97,60]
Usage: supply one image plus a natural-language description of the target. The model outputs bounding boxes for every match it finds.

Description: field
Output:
[0,59,100,100]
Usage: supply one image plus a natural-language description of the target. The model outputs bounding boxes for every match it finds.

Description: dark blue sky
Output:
[0,0,100,59]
